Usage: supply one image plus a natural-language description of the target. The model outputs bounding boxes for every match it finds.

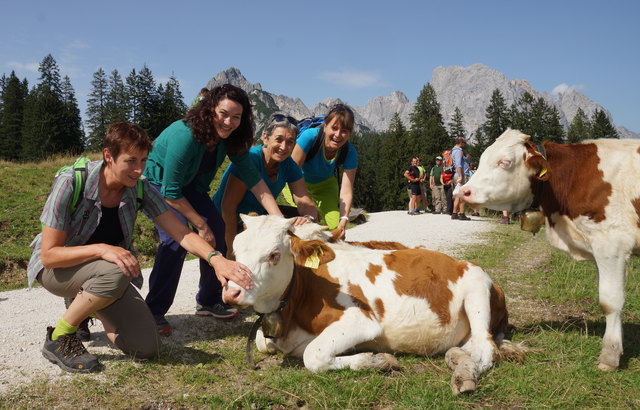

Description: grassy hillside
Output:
[0,154,228,290]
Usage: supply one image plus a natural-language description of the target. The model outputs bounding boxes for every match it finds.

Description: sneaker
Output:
[498,216,510,224]
[451,213,459,220]
[195,303,239,320]
[154,314,172,336]
[76,317,92,342]
[42,326,100,373]
[458,214,471,221]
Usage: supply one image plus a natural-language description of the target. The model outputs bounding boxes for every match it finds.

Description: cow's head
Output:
[460,129,549,212]
[222,214,334,314]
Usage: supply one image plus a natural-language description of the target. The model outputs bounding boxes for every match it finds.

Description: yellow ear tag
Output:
[304,248,323,269]
[538,168,548,178]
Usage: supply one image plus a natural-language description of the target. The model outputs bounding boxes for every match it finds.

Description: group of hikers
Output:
[29,84,359,373]
[404,136,475,219]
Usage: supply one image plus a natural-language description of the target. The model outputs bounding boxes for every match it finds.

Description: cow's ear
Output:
[288,236,336,267]
[524,141,550,181]
[239,212,261,231]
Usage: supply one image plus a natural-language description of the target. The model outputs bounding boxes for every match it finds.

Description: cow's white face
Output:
[223,215,297,313]
[460,129,545,212]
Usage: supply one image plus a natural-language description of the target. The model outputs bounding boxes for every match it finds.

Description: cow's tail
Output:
[495,339,529,364]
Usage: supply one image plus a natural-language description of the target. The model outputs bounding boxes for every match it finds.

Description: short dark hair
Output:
[184,84,255,156]
[103,122,152,160]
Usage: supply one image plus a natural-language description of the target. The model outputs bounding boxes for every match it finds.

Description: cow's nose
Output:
[460,187,472,201]
[222,286,243,306]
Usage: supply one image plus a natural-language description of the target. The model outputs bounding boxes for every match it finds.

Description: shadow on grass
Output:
[516,317,640,369]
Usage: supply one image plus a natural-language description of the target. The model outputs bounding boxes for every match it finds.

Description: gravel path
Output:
[0,211,496,394]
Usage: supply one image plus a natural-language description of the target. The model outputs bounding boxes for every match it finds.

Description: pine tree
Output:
[590,109,619,139]
[106,69,130,124]
[567,108,591,143]
[21,54,68,160]
[509,92,535,138]
[125,68,139,122]
[482,89,510,144]
[409,83,451,161]
[0,71,28,160]
[60,76,84,154]
[351,131,383,212]
[86,68,110,150]
[542,104,565,143]
[378,113,411,211]
[447,107,466,139]
[128,65,160,136]
[151,75,187,139]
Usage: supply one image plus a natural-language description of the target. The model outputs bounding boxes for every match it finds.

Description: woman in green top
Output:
[143,84,281,335]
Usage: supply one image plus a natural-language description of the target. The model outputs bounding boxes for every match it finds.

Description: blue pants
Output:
[145,184,226,316]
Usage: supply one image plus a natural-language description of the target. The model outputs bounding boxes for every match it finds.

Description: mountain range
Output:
[206,64,638,140]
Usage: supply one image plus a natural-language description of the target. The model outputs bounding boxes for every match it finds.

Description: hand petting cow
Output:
[223,214,524,395]
[460,128,640,371]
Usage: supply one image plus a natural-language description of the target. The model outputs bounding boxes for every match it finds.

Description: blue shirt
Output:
[212,145,303,215]
[451,145,470,178]
[297,128,358,184]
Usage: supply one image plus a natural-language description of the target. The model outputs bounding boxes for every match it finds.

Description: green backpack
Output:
[54,157,143,214]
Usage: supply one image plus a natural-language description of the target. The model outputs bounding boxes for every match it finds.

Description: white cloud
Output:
[552,82,586,96]
[6,61,39,73]
[319,69,385,88]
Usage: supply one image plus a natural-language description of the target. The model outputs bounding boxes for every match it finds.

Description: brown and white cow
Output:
[223,215,522,394]
[460,128,640,371]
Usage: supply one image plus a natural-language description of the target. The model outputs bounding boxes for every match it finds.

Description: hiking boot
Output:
[451,213,459,220]
[458,214,471,221]
[42,326,100,373]
[195,303,239,320]
[498,216,510,224]
[76,317,92,342]
[154,314,172,336]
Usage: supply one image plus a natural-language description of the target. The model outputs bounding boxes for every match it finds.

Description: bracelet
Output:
[340,216,349,221]
[304,215,315,222]
[207,250,222,267]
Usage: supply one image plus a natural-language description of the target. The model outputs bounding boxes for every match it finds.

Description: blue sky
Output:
[2,0,639,132]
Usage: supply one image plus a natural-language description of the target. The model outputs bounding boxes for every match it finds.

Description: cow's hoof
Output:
[597,350,620,371]
[369,353,400,371]
[445,347,470,370]
[451,373,477,395]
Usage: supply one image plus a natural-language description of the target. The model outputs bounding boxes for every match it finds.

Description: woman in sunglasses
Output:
[213,114,318,255]
[143,84,282,335]
[284,103,358,239]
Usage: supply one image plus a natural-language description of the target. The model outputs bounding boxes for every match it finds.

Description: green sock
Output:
[51,317,78,341]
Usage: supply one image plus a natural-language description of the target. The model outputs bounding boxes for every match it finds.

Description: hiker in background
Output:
[27,122,253,373]
[429,156,445,214]
[143,84,282,335]
[283,103,358,238]
[451,137,471,220]
[404,157,422,215]
[416,157,430,213]
[213,113,319,256]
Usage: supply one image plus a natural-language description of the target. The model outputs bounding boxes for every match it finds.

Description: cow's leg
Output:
[460,272,497,374]
[593,251,627,370]
[302,312,397,372]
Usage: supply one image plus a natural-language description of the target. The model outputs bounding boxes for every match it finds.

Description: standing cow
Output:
[460,128,640,371]
[223,215,523,394]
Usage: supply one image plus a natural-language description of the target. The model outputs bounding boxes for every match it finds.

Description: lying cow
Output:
[460,128,640,371]
[223,215,523,394]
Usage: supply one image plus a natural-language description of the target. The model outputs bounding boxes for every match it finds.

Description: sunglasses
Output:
[271,114,298,126]
[329,104,354,115]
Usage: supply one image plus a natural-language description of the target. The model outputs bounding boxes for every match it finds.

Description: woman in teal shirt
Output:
[144,84,281,335]
[213,114,318,254]
[284,104,358,238]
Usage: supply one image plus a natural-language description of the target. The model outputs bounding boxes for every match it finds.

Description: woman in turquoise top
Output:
[213,114,318,255]
[283,104,358,238]
[143,84,281,335]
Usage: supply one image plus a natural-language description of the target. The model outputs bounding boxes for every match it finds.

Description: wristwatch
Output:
[207,250,222,267]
